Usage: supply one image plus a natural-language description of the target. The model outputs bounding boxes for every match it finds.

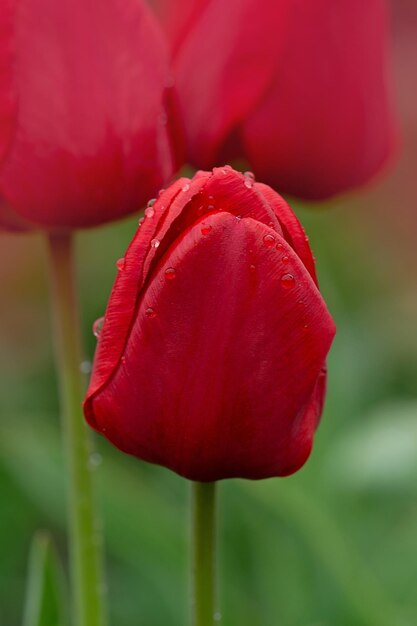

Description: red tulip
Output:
[0,0,180,230]
[84,167,335,481]
[152,0,397,200]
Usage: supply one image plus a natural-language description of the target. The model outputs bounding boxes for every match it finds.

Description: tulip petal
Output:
[173,0,291,167]
[88,177,190,399]
[0,198,32,231]
[0,0,177,228]
[0,0,15,169]
[255,182,318,284]
[150,0,211,56]
[242,0,397,199]
[85,212,335,480]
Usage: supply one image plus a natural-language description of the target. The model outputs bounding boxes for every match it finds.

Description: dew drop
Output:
[249,264,256,272]
[208,195,215,201]
[201,224,212,235]
[263,234,275,248]
[165,267,176,281]
[235,215,242,221]
[147,198,156,207]
[80,360,92,374]
[121,355,126,365]
[145,307,157,319]
[138,216,145,226]
[276,243,283,251]
[158,188,165,196]
[207,204,216,211]
[282,255,289,264]
[243,171,255,188]
[89,453,102,468]
[93,317,104,338]
[281,273,296,289]
[145,206,155,218]
[116,257,125,271]
[303,324,309,332]
[182,182,190,192]
[151,238,160,248]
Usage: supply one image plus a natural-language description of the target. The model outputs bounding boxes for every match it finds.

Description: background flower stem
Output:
[47,232,107,626]
[191,481,217,626]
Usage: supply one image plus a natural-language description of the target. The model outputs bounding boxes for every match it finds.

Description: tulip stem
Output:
[47,232,107,626]
[191,481,218,626]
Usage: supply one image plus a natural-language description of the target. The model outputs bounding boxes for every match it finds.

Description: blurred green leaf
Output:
[22,531,68,626]
[324,401,417,492]
[238,479,407,626]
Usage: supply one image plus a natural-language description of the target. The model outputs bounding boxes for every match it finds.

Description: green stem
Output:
[47,232,107,626]
[191,481,217,626]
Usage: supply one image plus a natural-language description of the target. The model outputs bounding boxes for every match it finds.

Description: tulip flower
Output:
[0,0,180,230]
[152,0,397,200]
[84,167,335,481]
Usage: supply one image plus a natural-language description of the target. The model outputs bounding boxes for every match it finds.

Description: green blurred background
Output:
[1,4,417,626]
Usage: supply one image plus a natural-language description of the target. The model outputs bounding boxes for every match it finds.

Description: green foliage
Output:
[22,532,68,626]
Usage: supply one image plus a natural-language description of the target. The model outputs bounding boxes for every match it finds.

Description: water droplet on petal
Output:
[282,255,289,264]
[263,234,275,248]
[138,217,145,226]
[116,257,125,271]
[93,317,104,338]
[276,243,283,250]
[201,224,212,235]
[165,267,176,281]
[243,171,255,188]
[145,307,157,319]
[121,355,126,364]
[235,215,242,221]
[182,183,190,192]
[249,264,256,272]
[151,238,160,248]
[207,204,215,211]
[145,206,155,218]
[281,273,296,289]
[147,198,156,207]
[303,324,309,332]
[158,188,165,197]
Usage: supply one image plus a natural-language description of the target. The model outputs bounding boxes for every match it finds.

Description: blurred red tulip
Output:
[0,0,181,230]
[152,0,397,200]
[84,167,335,481]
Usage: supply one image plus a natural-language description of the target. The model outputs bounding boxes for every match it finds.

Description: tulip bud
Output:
[0,0,181,230]
[153,0,397,200]
[84,167,335,481]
